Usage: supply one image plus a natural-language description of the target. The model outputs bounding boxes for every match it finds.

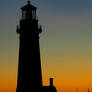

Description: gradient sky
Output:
[0,0,92,92]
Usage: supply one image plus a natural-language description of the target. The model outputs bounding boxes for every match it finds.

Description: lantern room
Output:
[21,1,37,20]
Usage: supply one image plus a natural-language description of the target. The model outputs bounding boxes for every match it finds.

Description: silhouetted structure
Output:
[88,88,90,92]
[77,88,78,92]
[16,1,57,92]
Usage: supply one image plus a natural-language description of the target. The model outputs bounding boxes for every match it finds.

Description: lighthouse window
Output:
[22,11,26,20]
[32,10,36,19]
[26,11,31,19]
[22,10,32,20]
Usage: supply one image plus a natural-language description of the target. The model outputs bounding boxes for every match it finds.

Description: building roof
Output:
[21,1,37,10]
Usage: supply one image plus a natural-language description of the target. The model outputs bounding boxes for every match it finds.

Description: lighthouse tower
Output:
[16,1,57,92]
[16,1,42,92]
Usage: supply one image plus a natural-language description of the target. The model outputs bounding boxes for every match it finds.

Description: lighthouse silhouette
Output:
[16,1,57,92]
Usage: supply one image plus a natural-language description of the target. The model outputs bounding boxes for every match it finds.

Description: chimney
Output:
[50,78,53,86]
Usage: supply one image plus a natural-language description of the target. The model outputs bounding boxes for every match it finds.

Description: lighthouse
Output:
[16,1,57,92]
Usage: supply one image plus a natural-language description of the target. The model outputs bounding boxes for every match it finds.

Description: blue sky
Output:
[0,0,92,15]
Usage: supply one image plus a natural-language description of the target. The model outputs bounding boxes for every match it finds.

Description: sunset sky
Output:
[0,0,92,92]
